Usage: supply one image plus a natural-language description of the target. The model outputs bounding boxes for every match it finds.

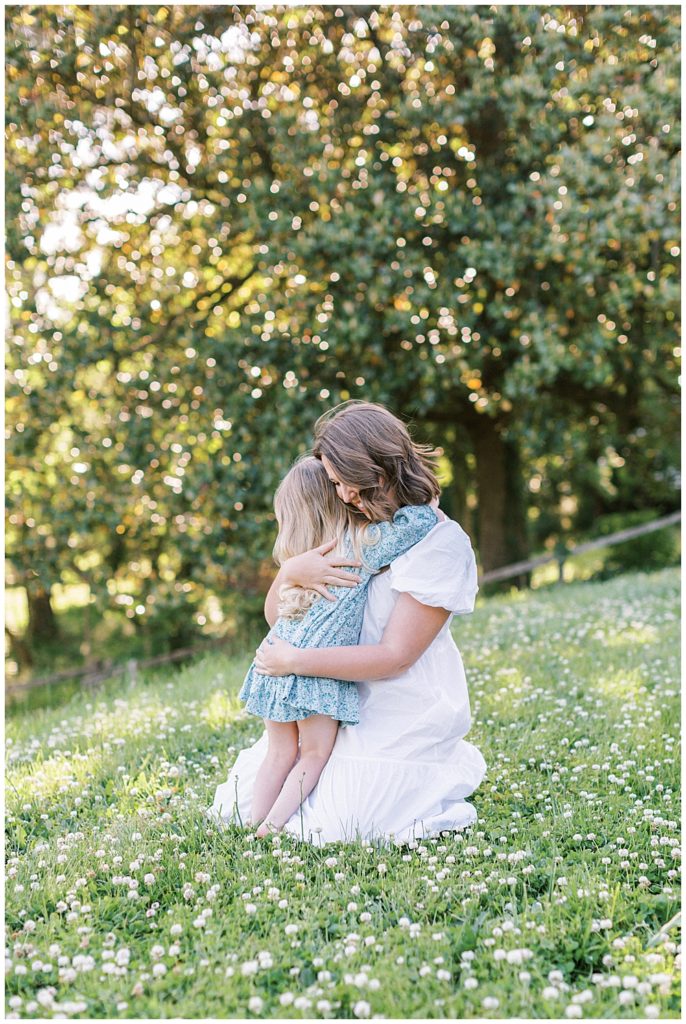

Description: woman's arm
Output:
[256,593,450,680]
[264,539,362,627]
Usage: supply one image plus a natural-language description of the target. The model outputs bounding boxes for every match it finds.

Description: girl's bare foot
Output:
[255,820,280,839]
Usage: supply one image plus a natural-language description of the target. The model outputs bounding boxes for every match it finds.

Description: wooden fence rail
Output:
[6,639,238,698]
[479,509,681,585]
[6,510,681,698]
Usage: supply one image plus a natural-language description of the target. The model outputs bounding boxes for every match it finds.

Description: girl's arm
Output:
[256,593,450,680]
[360,505,437,571]
[264,539,362,627]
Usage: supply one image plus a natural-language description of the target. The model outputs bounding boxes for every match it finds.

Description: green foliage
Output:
[5,5,680,667]
[591,511,680,577]
[4,569,681,1018]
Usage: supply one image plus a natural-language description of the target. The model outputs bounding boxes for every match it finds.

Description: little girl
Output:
[239,454,437,837]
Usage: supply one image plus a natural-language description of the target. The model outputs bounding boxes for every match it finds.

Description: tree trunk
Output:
[26,584,59,643]
[5,625,34,670]
[441,429,472,534]
[470,416,530,585]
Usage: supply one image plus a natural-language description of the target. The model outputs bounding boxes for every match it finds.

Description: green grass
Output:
[5,568,681,1019]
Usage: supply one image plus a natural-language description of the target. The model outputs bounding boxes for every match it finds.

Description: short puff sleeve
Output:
[388,518,478,615]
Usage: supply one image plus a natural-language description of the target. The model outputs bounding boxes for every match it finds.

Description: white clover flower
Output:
[170,924,182,937]
[244,904,257,915]
[152,963,166,977]
[482,996,499,1010]
[464,977,478,990]
[241,960,258,976]
[279,992,294,1006]
[564,1006,582,1018]
[353,1000,371,1017]
[248,997,263,1014]
[284,923,298,935]
[572,990,593,1004]
[506,948,533,965]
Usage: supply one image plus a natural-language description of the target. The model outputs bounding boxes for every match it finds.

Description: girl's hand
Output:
[254,636,299,676]
[282,539,362,601]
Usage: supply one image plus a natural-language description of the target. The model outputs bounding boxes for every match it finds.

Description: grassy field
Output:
[4,568,681,1019]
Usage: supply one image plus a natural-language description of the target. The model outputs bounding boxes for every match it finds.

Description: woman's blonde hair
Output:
[313,401,441,522]
[273,454,356,618]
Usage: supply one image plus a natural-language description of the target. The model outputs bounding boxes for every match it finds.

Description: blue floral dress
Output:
[239,505,438,727]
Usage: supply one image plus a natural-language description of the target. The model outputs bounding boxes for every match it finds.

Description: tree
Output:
[5,5,680,664]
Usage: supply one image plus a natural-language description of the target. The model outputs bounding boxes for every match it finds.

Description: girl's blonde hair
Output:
[313,401,441,522]
[273,454,356,618]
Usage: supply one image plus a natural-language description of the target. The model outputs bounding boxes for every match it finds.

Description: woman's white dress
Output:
[208,518,486,844]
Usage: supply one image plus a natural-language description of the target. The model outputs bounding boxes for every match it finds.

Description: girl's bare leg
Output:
[256,715,339,837]
[250,720,299,827]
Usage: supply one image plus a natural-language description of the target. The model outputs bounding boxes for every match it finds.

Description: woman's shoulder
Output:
[400,515,474,556]
[388,516,478,615]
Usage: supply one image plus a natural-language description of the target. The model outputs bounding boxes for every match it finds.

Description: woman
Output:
[209,402,486,843]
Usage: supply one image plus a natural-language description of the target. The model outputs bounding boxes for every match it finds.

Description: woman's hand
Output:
[281,539,362,601]
[254,636,299,676]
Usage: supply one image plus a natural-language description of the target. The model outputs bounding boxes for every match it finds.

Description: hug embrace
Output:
[209,401,486,844]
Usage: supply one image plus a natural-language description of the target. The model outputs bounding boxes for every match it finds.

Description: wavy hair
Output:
[313,401,441,522]
[273,454,358,618]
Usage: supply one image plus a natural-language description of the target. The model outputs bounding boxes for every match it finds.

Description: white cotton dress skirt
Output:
[208,518,487,845]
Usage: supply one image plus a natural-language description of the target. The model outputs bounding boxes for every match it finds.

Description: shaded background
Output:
[5,4,680,685]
